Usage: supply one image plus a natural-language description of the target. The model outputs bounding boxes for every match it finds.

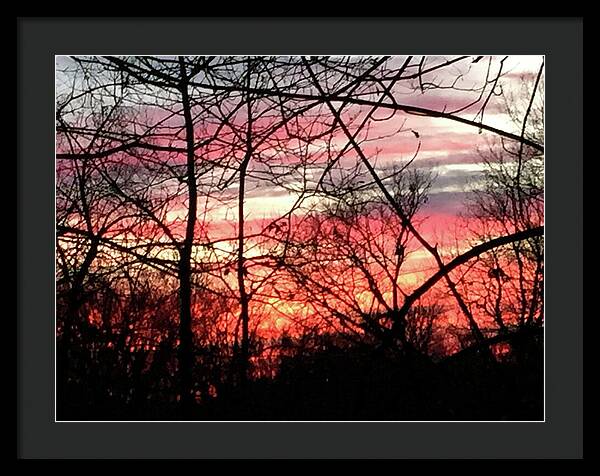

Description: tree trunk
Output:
[237,161,250,386]
[177,57,197,417]
[236,60,254,388]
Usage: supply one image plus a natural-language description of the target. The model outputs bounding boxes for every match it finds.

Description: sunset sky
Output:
[56,55,545,347]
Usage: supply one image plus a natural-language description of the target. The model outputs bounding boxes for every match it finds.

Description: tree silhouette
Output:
[56,55,545,421]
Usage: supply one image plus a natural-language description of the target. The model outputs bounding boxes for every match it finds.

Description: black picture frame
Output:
[17,17,583,459]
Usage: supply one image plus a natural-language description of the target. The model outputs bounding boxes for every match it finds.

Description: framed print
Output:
[18,17,583,459]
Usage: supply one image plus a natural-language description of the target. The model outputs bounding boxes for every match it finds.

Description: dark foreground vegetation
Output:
[57,327,543,421]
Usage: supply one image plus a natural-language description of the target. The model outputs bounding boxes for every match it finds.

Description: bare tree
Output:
[278,56,543,358]
[56,55,545,419]
[57,55,233,415]
[456,64,545,355]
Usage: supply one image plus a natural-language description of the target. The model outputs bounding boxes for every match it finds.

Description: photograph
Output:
[55,55,545,422]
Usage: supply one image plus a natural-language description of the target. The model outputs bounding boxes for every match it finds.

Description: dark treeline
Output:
[56,55,544,420]
[58,297,543,420]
